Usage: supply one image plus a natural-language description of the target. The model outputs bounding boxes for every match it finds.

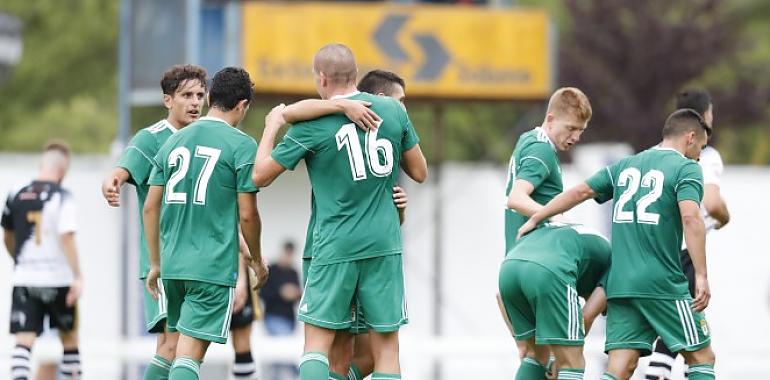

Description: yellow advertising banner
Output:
[242,2,553,100]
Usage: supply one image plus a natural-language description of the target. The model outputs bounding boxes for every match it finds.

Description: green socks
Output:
[300,352,330,380]
[144,355,172,380]
[169,356,200,380]
[370,373,401,380]
[558,368,584,379]
[516,357,546,380]
[330,372,348,380]
[348,363,364,380]
[600,373,619,380]
[689,364,716,379]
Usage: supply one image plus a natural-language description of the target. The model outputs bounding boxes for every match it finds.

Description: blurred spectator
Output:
[260,241,302,380]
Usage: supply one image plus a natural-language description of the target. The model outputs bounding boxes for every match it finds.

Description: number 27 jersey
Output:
[149,117,258,287]
[272,92,419,265]
[586,147,704,299]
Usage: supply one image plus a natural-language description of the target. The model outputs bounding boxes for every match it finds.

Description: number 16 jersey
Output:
[272,92,419,265]
[585,147,704,300]
[149,117,258,287]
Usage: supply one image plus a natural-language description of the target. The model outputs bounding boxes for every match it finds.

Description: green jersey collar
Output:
[534,126,556,150]
[651,146,685,158]
[159,119,177,133]
[199,116,233,127]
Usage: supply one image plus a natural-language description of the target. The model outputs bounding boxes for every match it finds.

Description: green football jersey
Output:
[585,146,704,299]
[148,116,259,287]
[506,223,611,298]
[116,119,176,279]
[504,127,563,252]
[272,92,419,265]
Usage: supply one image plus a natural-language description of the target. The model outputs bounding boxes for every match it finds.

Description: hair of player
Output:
[546,87,592,121]
[676,89,711,115]
[41,140,70,170]
[160,64,208,96]
[662,108,712,139]
[357,70,405,96]
[313,43,358,87]
[208,67,254,112]
[283,240,295,253]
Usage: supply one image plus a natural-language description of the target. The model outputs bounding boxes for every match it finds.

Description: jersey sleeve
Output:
[148,149,167,186]
[515,143,555,188]
[398,102,420,151]
[676,161,704,203]
[586,166,615,204]
[271,121,319,171]
[699,147,723,185]
[235,138,259,193]
[1,194,13,230]
[57,192,77,234]
[116,131,156,186]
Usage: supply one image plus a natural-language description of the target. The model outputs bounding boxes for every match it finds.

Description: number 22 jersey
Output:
[585,147,704,299]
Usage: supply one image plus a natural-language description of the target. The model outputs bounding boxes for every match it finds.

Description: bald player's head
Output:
[313,43,358,98]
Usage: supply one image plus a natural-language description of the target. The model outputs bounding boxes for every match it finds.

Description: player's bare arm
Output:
[517,182,596,239]
[143,185,163,299]
[401,145,427,183]
[100,167,130,207]
[60,232,83,307]
[582,286,606,334]
[283,99,381,131]
[233,254,249,313]
[3,228,13,258]
[703,183,730,228]
[680,199,710,312]
[252,104,289,187]
[393,186,407,225]
[506,179,544,217]
[238,192,268,289]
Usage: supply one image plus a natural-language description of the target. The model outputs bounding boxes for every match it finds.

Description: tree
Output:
[559,0,738,151]
[0,1,118,152]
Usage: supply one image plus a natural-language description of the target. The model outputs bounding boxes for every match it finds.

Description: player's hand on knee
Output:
[692,274,711,312]
[66,276,83,307]
[342,100,380,131]
[393,186,408,209]
[146,266,161,300]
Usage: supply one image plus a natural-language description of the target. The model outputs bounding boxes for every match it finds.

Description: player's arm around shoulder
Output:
[252,104,291,187]
[397,102,427,183]
[283,98,381,131]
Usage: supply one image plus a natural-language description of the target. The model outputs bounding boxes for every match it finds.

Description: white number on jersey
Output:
[336,123,394,181]
[165,146,222,205]
[612,167,665,225]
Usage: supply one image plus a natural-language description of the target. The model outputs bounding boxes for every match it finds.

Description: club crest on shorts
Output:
[700,318,710,336]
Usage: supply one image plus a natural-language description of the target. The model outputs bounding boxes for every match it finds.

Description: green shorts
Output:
[163,279,235,344]
[304,257,369,335]
[298,254,407,333]
[143,278,167,333]
[605,297,711,356]
[498,260,584,346]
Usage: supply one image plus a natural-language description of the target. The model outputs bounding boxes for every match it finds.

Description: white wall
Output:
[0,152,767,379]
